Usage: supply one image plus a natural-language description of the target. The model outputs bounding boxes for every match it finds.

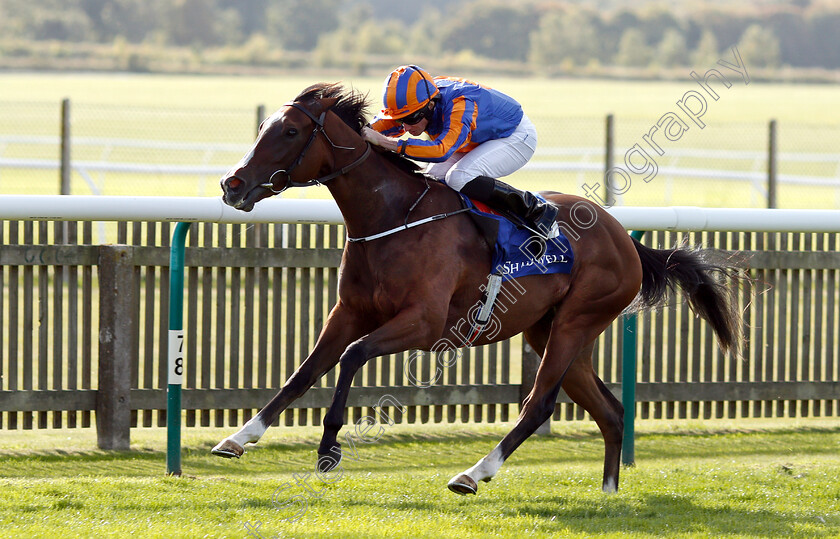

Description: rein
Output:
[260,102,371,195]
[260,101,468,243]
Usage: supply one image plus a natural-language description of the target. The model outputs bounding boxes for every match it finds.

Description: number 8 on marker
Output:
[168,330,184,384]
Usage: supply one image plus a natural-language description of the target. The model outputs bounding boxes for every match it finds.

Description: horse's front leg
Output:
[212,302,365,458]
[317,306,436,471]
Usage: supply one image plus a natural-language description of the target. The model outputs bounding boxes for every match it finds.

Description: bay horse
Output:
[216,83,741,495]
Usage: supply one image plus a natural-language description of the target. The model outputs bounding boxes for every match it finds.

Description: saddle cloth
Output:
[458,193,574,281]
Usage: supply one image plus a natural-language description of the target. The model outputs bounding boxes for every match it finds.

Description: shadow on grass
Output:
[334,491,836,538]
[0,446,280,478]
[3,423,839,479]
[515,492,837,538]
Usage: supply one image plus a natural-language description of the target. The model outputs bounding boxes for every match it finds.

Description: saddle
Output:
[459,193,574,281]
[458,192,574,344]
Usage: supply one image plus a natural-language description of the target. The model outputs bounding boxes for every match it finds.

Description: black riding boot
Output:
[461,176,559,239]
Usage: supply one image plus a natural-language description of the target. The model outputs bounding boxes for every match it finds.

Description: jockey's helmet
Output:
[379,65,439,120]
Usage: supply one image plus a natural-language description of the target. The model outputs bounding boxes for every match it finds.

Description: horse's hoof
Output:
[317,451,342,473]
[447,474,478,495]
[211,439,244,459]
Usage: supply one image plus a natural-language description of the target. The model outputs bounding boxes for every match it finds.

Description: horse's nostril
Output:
[226,177,243,190]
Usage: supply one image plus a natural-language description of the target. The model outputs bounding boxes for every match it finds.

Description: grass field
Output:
[1,418,839,538]
[1,72,839,208]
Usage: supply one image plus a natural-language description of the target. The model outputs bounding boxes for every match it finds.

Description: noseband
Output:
[260,102,372,195]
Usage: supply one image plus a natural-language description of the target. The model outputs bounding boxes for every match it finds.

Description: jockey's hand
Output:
[362,127,399,152]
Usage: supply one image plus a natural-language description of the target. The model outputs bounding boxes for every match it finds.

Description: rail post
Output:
[767,119,777,209]
[604,113,616,207]
[621,230,645,466]
[256,104,266,136]
[97,245,136,450]
[60,98,71,195]
[167,222,191,475]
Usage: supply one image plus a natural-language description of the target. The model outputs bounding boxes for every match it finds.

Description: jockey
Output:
[362,65,558,239]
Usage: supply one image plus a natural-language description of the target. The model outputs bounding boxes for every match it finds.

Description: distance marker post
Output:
[167,222,191,475]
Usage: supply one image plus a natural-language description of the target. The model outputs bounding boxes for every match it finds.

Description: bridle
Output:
[259,102,372,195]
[257,100,468,244]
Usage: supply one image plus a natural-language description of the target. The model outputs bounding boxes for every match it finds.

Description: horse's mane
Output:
[294,82,424,177]
[294,82,369,133]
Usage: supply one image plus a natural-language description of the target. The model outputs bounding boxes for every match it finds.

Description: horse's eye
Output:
[287,128,298,138]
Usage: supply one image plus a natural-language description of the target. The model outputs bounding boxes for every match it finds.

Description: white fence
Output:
[0,124,840,207]
[3,135,840,192]
[0,135,244,195]
[4,195,840,232]
[535,146,840,186]
[0,144,840,197]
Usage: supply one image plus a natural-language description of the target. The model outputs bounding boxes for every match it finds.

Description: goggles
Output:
[397,105,430,125]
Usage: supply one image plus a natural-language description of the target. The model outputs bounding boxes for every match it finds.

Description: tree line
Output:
[2,0,839,74]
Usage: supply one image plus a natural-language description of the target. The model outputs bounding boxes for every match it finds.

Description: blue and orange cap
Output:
[379,65,440,120]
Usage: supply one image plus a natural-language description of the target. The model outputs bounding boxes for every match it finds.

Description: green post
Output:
[622,230,645,466]
[167,222,191,476]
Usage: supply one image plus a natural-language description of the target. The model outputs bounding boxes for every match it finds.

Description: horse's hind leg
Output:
[447,285,634,495]
[447,317,591,495]
[211,303,364,458]
[561,344,624,492]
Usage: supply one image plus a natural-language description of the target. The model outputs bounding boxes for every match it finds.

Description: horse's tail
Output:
[630,237,742,355]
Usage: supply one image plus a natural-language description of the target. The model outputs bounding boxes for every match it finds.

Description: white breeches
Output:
[426,115,538,191]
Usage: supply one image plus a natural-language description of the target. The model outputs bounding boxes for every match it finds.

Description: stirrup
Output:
[507,214,559,242]
[527,204,560,240]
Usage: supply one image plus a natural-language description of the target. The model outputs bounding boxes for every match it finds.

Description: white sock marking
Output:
[463,445,504,483]
[229,416,267,447]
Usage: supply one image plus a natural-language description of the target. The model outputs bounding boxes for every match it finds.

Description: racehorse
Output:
[216,83,741,495]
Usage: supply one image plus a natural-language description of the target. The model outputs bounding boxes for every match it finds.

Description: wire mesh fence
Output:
[1,100,839,207]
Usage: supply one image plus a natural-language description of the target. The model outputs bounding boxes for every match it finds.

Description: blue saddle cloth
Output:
[458,193,574,281]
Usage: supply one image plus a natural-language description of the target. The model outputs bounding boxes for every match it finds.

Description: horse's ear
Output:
[315,97,339,114]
